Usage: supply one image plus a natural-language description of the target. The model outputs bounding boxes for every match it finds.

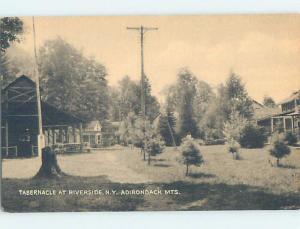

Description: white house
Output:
[83,121,102,147]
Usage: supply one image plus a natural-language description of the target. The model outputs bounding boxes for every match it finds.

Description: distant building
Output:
[256,90,300,136]
[83,121,102,147]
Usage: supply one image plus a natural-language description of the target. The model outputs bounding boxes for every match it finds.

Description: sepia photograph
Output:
[1,15,300,212]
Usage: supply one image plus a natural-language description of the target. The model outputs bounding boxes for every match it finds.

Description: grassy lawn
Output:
[2,145,300,211]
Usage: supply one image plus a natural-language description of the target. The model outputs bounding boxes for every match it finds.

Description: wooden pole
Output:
[32,17,44,158]
[5,90,8,157]
[79,123,83,152]
[0,75,2,159]
[127,25,158,160]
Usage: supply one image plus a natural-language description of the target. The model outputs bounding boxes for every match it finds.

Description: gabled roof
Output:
[279,90,300,105]
[2,75,85,124]
[85,120,101,130]
[3,75,36,91]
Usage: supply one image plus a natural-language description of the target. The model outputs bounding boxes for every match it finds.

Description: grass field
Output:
[2,145,300,211]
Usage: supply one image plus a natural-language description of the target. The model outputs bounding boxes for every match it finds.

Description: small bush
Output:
[284,132,298,146]
[227,139,240,160]
[146,138,165,156]
[269,136,291,166]
[239,124,267,148]
[180,135,204,176]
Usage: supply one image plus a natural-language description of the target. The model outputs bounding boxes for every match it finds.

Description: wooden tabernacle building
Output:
[1,75,85,158]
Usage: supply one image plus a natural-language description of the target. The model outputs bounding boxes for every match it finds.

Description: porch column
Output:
[283,117,286,132]
[5,119,8,157]
[271,117,274,133]
[59,128,63,143]
[65,127,69,143]
[52,128,55,146]
[291,116,294,133]
[47,129,51,146]
[79,123,83,152]
[72,126,76,143]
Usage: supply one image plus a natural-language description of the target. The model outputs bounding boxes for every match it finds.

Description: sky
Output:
[15,15,300,103]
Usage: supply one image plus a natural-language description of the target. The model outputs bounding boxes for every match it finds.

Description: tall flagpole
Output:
[32,17,44,158]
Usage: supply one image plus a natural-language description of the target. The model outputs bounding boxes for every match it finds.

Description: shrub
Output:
[239,124,267,148]
[269,135,291,166]
[146,138,165,156]
[284,132,298,146]
[180,135,204,176]
[227,139,241,160]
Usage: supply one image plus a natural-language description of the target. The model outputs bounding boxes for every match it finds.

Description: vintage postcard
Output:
[0,15,300,212]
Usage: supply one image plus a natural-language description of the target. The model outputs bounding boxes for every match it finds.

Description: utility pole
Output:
[32,17,44,158]
[127,25,158,161]
[0,75,2,158]
[127,25,158,120]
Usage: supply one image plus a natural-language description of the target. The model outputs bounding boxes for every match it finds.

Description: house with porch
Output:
[82,120,102,148]
[1,75,85,157]
[256,90,300,137]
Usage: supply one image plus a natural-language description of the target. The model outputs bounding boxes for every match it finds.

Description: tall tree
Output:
[0,17,23,86]
[109,75,160,121]
[158,109,177,146]
[38,37,109,121]
[175,68,199,138]
[0,17,23,52]
[263,95,276,108]
[221,72,253,120]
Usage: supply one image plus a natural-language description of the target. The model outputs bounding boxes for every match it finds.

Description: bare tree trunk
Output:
[35,147,66,179]
[277,158,280,167]
[148,152,151,165]
[186,164,189,176]
[143,149,146,161]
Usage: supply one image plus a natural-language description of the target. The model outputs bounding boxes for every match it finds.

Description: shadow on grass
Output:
[159,181,300,210]
[153,163,171,168]
[151,158,166,162]
[2,176,300,212]
[188,172,216,179]
[278,164,298,169]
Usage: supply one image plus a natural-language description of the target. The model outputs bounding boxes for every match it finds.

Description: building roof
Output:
[84,120,101,131]
[278,90,300,105]
[2,75,85,124]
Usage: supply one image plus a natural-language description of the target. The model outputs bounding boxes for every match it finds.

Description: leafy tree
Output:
[158,110,178,146]
[220,72,253,120]
[180,135,204,176]
[0,17,23,52]
[38,37,109,120]
[109,75,160,121]
[118,112,137,146]
[198,97,224,141]
[176,68,199,138]
[142,75,160,121]
[270,134,291,166]
[165,68,216,140]
[263,96,276,108]
[0,17,23,85]
[223,109,248,143]
[145,134,165,165]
